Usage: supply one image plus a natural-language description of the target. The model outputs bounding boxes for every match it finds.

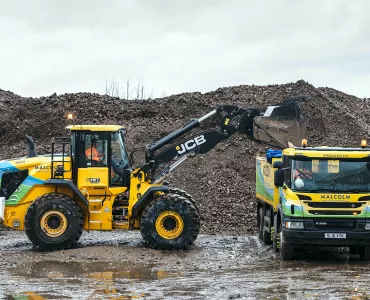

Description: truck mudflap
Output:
[284,230,370,246]
[0,197,5,222]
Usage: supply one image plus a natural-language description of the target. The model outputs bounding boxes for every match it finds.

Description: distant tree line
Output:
[105,77,167,100]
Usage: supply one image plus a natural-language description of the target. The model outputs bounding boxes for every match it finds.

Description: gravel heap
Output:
[0,80,369,234]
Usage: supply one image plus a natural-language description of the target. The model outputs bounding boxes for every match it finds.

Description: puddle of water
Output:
[4,261,184,299]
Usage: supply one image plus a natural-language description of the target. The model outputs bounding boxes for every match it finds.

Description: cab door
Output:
[74,132,110,190]
[73,131,112,230]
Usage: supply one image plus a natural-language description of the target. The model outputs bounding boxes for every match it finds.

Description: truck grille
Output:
[307,202,365,209]
[313,219,357,231]
[308,210,356,216]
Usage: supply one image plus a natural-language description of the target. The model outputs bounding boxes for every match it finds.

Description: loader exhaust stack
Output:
[25,134,37,158]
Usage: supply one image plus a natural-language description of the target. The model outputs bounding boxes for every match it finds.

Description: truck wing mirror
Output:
[274,169,284,187]
[273,161,283,169]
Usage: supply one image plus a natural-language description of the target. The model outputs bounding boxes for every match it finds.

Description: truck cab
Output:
[256,140,370,260]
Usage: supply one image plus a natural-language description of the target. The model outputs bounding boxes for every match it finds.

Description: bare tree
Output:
[105,77,156,100]
[105,78,120,97]
[121,77,131,100]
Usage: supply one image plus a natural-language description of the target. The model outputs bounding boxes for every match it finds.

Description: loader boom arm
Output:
[145,105,261,164]
[140,96,308,180]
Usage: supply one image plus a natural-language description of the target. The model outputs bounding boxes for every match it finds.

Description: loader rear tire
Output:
[25,193,83,250]
[140,194,200,250]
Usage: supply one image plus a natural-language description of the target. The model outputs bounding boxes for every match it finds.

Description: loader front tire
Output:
[140,194,200,250]
[167,187,199,210]
[25,193,83,250]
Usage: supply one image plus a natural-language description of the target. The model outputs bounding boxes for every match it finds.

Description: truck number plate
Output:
[325,233,346,239]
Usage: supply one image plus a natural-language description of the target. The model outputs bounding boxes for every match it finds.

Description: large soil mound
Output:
[0,80,368,234]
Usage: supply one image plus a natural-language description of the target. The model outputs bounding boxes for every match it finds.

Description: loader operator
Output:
[293,160,313,180]
[85,139,104,166]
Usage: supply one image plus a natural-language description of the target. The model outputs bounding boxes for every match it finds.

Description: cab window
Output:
[85,133,108,167]
[110,131,129,185]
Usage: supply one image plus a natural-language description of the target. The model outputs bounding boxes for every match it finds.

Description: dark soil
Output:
[0,80,368,235]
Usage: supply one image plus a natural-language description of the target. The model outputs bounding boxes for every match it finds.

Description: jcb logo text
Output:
[176,135,206,155]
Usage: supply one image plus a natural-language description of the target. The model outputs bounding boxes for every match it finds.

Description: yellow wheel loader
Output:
[0,96,307,250]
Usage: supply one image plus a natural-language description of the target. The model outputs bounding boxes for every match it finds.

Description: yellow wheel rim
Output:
[40,210,68,237]
[155,211,184,239]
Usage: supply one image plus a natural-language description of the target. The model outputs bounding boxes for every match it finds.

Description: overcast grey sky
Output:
[1,0,369,98]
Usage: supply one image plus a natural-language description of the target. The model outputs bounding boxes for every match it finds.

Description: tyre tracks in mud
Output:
[1,230,370,299]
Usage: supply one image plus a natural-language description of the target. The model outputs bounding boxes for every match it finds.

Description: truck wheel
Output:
[349,246,359,255]
[168,187,199,210]
[258,207,264,242]
[263,209,272,245]
[272,215,279,253]
[279,223,294,260]
[25,193,83,250]
[359,246,370,260]
[140,194,200,250]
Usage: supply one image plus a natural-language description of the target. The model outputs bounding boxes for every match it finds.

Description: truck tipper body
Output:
[256,142,370,260]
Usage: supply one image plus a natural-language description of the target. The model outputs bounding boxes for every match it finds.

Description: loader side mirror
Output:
[273,161,283,169]
[274,169,284,187]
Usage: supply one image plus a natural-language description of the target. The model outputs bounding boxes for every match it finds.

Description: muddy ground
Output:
[1,230,370,299]
[1,80,369,235]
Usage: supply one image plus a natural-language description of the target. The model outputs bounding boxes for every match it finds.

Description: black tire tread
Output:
[167,187,199,210]
[25,193,83,250]
[140,193,200,250]
[280,228,294,260]
[263,209,272,245]
[359,245,370,260]
[272,215,279,253]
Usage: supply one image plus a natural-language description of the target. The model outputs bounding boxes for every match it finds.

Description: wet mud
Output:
[1,230,370,299]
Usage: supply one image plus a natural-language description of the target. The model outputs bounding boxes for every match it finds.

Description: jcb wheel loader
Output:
[0,96,307,250]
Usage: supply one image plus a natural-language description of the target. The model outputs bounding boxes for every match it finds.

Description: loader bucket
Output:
[253,95,308,149]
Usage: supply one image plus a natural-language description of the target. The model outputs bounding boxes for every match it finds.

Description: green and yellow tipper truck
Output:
[256,140,370,260]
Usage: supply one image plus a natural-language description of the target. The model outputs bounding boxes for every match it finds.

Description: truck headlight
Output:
[365,223,370,230]
[285,221,304,229]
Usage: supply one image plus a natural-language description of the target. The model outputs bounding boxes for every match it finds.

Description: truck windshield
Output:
[290,158,370,193]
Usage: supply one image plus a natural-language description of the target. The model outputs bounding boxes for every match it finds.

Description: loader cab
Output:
[66,125,130,188]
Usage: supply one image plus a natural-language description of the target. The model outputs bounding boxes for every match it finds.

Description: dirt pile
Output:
[0,80,369,235]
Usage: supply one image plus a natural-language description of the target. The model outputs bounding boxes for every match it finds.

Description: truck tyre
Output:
[272,215,279,253]
[25,193,83,250]
[140,194,200,250]
[359,246,370,260]
[263,209,272,245]
[258,207,264,242]
[279,222,294,260]
[168,187,199,210]
[349,246,359,255]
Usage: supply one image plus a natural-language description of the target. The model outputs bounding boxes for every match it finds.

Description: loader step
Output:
[89,220,102,224]
[89,210,101,214]
[89,199,103,203]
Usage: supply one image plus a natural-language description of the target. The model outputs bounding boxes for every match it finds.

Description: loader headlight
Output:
[285,221,304,229]
[365,223,370,230]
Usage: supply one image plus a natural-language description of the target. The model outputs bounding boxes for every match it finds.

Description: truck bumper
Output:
[0,197,5,222]
[285,230,370,246]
